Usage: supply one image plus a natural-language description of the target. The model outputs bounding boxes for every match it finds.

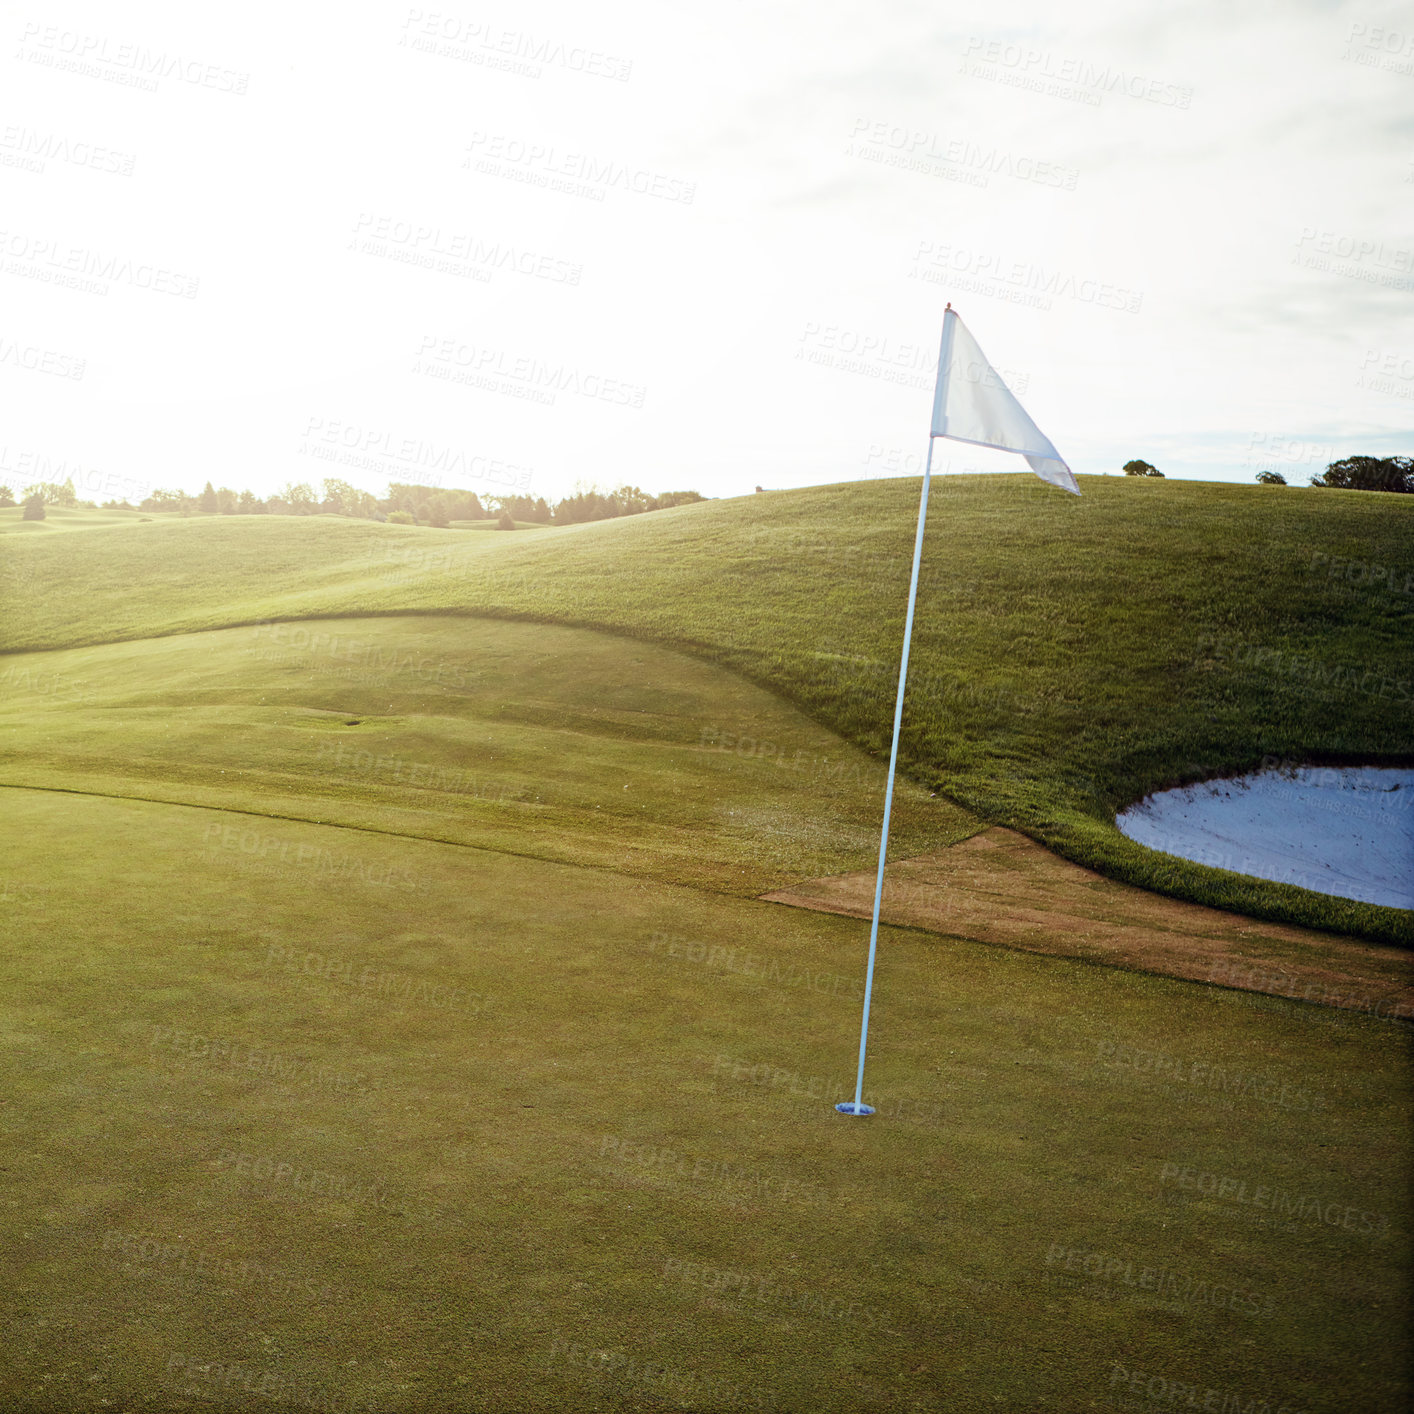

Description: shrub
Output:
[21,495,46,521]
[1309,456,1412,494]
[497,511,516,531]
[1255,470,1287,485]
[387,510,415,525]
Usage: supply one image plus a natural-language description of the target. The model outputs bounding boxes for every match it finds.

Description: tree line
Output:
[0,477,706,526]
[1255,456,1411,491]
[1123,456,1411,492]
[6,456,1410,523]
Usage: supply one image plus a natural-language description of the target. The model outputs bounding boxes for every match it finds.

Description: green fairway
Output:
[2,786,1408,1413]
[2,477,1410,940]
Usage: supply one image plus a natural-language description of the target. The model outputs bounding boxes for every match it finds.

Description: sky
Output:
[2,0,1411,509]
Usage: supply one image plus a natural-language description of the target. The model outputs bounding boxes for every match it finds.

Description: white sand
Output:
[1116,766,1414,911]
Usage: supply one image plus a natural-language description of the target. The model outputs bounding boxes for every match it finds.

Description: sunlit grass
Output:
[3,475,1411,941]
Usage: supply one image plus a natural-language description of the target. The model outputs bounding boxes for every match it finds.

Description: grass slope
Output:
[3,477,1411,941]
[2,788,1408,1412]
[0,504,153,534]
[0,617,976,894]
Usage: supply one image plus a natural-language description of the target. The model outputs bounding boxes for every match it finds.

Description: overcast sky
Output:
[3,0,1411,508]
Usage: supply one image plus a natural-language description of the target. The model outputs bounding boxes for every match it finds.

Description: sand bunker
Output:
[1116,766,1414,911]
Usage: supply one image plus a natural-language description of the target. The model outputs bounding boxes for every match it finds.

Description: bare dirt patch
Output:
[761,826,1413,1021]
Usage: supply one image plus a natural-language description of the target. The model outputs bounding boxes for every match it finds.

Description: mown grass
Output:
[2,476,1411,941]
[2,787,1408,1412]
[0,617,977,894]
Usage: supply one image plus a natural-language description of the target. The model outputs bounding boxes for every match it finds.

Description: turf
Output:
[0,616,976,894]
[3,478,1410,941]
[2,786,1409,1413]
[2,494,1410,1412]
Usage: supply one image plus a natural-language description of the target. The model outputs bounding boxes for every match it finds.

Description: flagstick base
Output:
[835,1102,876,1116]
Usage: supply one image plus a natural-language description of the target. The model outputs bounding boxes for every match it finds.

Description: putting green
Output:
[1,785,1408,1411]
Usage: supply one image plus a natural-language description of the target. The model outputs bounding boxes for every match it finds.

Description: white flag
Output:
[929,307,1080,496]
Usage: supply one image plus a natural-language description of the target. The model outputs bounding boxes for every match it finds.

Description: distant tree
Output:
[489,494,547,523]
[216,487,237,514]
[1255,470,1287,485]
[552,490,615,524]
[1123,460,1164,477]
[456,490,488,521]
[22,494,45,521]
[237,489,258,514]
[613,485,654,515]
[321,478,353,515]
[23,478,77,505]
[380,481,494,522]
[427,495,451,528]
[383,482,426,518]
[387,509,415,525]
[497,510,516,530]
[653,491,706,509]
[282,482,317,514]
[321,478,377,518]
[0,485,14,507]
[1309,456,1413,494]
[199,481,218,513]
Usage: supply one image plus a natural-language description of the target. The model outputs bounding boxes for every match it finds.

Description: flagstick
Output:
[836,434,936,1116]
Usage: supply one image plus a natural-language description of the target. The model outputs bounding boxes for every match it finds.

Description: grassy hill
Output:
[4,476,1409,941]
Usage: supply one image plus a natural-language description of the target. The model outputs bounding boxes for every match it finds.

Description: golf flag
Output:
[837,304,1076,1118]
[931,306,1080,496]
